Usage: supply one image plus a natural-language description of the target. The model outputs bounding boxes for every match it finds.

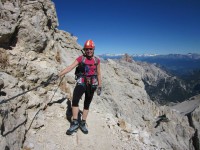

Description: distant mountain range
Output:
[133,53,200,76]
[99,53,200,58]
[99,53,200,76]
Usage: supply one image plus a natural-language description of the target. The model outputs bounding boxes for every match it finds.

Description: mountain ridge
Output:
[99,53,200,59]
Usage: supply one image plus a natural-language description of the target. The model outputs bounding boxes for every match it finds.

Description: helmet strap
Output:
[81,49,86,56]
[86,54,93,60]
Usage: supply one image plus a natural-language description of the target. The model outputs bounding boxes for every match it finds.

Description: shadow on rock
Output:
[48,97,66,106]
[0,91,6,96]
[66,99,82,123]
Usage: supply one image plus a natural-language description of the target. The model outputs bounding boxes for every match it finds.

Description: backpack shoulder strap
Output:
[80,55,86,65]
[93,56,99,76]
[93,56,99,65]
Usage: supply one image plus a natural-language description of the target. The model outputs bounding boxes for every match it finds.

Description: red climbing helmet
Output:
[84,40,95,49]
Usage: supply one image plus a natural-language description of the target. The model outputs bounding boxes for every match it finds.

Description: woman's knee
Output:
[83,103,90,110]
[72,100,79,107]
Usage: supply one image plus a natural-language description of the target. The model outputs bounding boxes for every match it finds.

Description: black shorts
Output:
[72,84,96,110]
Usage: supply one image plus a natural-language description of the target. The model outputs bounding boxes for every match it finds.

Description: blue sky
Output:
[52,0,200,55]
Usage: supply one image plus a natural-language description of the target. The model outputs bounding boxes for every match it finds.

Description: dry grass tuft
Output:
[55,51,61,64]
[0,48,8,69]
[22,146,32,150]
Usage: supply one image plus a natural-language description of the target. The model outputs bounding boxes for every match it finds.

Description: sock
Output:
[73,119,77,122]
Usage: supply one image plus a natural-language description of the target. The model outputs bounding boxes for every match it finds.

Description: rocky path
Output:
[172,95,200,116]
[23,100,129,150]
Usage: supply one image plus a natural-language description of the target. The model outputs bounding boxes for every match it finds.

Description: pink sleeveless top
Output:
[76,56,100,76]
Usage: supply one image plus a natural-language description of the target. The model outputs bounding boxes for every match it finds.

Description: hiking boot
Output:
[66,120,79,135]
[79,120,88,134]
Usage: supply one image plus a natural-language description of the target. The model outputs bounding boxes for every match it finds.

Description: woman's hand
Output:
[97,86,102,96]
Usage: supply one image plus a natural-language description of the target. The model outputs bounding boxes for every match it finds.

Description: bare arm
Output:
[58,60,79,77]
[97,63,102,87]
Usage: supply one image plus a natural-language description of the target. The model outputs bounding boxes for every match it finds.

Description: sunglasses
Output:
[85,48,94,51]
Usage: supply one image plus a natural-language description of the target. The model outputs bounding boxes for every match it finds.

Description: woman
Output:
[57,39,102,135]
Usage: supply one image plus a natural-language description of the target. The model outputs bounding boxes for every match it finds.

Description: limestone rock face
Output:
[172,94,200,149]
[18,0,58,52]
[0,0,20,47]
[0,0,58,52]
[0,72,27,150]
[0,0,199,150]
[192,105,200,149]
[0,79,4,90]
[97,59,196,150]
[119,60,189,104]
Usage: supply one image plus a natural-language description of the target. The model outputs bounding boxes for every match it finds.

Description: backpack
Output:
[75,56,98,80]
